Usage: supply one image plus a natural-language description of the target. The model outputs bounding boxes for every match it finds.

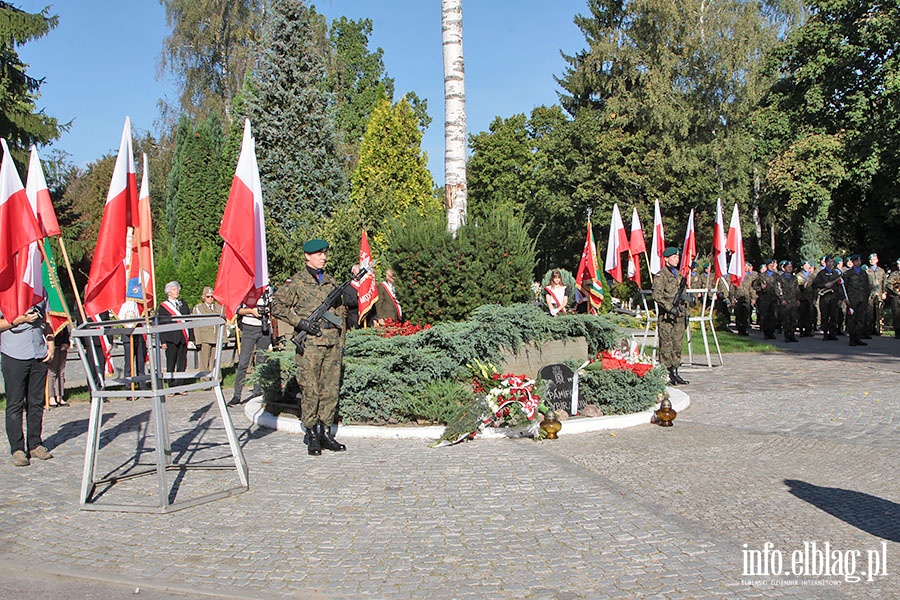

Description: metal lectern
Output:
[71,314,249,513]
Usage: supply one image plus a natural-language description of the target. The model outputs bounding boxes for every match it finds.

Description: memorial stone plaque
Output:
[538,363,577,416]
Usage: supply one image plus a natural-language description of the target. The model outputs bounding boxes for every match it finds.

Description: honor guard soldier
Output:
[271,239,347,456]
[652,247,689,386]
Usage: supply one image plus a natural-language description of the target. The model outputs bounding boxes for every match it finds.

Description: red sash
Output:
[380,282,403,321]
[545,286,567,315]
[159,302,189,343]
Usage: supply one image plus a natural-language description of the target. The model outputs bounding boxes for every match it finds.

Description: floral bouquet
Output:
[377,318,432,338]
[437,359,550,445]
[584,337,655,377]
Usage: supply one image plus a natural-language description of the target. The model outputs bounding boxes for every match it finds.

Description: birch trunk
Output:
[442,0,467,234]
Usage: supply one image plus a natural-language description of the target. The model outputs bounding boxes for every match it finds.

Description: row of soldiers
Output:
[719,253,900,345]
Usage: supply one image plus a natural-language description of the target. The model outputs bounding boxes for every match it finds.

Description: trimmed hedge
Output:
[256,302,667,424]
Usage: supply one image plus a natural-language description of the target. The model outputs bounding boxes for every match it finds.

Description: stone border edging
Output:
[242,387,690,439]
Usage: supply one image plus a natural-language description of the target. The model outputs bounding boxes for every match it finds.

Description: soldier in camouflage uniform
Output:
[866,253,886,336]
[652,247,688,385]
[752,259,779,339]
[813,256,842,341]
[841,254,870,346]
[271,239,348,456]
[886,258,900,338]
[777,261,801,342]
[796,260,816,336]
[731,260,755,336]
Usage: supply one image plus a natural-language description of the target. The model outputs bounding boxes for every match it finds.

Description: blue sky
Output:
[16,0,587,184]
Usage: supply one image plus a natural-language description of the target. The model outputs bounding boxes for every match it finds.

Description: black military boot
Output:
[317,421,346,452]
[306,422,322,456]
[667,366,680,385]
[673,368,689,385]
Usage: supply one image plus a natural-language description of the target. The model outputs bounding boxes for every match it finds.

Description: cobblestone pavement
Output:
[0,331,897,599]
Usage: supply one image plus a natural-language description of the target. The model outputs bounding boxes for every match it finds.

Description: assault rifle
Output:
[291,266,370,354]
[667,275,689,318]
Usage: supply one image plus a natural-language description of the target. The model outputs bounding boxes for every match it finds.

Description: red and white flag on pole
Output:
[0,139,43,320]
[27,146,60,238]
[215,119,269,318]
[125,153,155,313]
[604,203,629,283]
[679,208,696,278]
[575,220,605,313]
[726,203,745,286]
[83,117,140,316]
[356,228,378,324]
[627,206,646,287]
[713,199,728,281]
[649,199,665,275]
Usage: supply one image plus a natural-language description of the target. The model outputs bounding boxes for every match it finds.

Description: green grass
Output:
[684,329,779,354]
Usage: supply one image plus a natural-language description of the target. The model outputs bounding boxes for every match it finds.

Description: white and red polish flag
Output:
[604,203,630,282]
[627,206,646,287]
[726,203,746,286]
[0,139,43,320]
[356,228,378,324]
[83,117,140,316]
[649,199,665,275]
[214,119,269,318]
[27,146,60,238]
[713,198,728,281]
[679,208,696,278]
[125,153,155,313]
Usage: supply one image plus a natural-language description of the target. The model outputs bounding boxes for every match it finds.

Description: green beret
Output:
[663,247,679,257]
[302,239,329,253]
[868,252,878,259]
[848,253,861,262]
[778,260,788,267]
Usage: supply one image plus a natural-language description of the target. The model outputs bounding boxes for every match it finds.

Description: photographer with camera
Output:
[229,286,271,406]
[1,298,55,467]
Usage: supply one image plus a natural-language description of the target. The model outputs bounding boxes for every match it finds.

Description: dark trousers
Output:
[819,293,840,338]
[2,355,48,454]
[232,324,270,401]
[165,341,187,373]
[124,335,148,389]
[734,298,750,334]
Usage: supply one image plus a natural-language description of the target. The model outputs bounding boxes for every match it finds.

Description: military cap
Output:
[766,258,777,265]
[778,260,788,267]
[302,239,329,253]
[663,247,679,257]
[848,253,861,262]
[869,252,878,259]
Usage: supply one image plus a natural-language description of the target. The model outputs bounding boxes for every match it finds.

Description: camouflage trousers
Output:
[658,315,685,368]
[294,343,342,428]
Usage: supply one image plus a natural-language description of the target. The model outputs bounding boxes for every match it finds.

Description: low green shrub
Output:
[569,363,667,415]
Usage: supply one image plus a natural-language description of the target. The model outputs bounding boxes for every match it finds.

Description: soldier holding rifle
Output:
[271,239,348,456]
[652,247,689,386]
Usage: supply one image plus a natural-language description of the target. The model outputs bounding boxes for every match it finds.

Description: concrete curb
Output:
[242,387,690,439]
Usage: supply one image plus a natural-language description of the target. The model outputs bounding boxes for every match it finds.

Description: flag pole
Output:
[55,236,87,323]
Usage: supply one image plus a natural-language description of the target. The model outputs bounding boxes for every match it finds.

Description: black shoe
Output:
[673,368,689,385]
[667,367,679,385]
[823,335,838,341]
[306,423,322,456]
[317,421,346,452]
[227,397,241,407]
[856,340,868,346]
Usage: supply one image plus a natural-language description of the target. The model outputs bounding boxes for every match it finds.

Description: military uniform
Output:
[778,269,801,342]
[271,267,346,432]
[797,266,816,336]
[813,265,842,340]
[842,261,870,346]
[731,267,756,336]
[866,262,886,335]
[652,263,686,383]
[752,267,779,339]
[886,265,900,338]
